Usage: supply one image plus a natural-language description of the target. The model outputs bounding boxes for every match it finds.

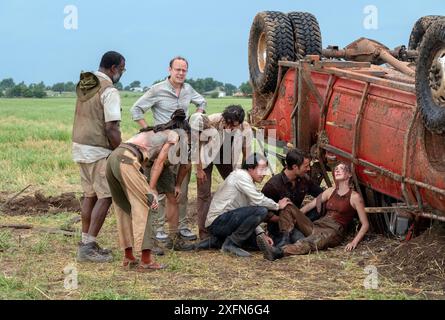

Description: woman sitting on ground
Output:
[257,162,369,261]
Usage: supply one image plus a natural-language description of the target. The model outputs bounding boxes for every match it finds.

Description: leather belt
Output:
[119,143,144,164]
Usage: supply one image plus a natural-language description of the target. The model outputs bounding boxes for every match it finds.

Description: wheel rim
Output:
[429,47,445,106]
[257,32,267,73]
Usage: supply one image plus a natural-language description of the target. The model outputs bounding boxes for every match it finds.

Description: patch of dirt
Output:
[379,224,445,291]
[0,191,81,216]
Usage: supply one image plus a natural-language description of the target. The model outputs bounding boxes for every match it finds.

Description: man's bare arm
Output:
[136,119,149,129]
[105,121,122,150]
[149,144,170,190]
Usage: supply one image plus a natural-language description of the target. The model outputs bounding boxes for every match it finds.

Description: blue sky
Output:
[0,0,443,87]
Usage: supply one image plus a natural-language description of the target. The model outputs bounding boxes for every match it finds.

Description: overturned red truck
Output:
[247,12,445,231]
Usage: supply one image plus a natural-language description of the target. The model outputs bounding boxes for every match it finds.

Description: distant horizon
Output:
[0,75,243,89]
[1,0,444,87]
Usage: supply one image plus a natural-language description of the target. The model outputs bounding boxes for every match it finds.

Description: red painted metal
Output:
[257,62,445,216]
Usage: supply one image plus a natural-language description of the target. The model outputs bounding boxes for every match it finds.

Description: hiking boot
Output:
[165,234,195,251]
[194,235,220,250]
[92,242,112,255]
[155,230,169,242]
[77,242,113,263]
[179,228,197,241]
[221,238,251,257]
[256,234,284,261]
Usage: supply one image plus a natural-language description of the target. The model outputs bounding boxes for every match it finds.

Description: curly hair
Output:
[222,104,245,125]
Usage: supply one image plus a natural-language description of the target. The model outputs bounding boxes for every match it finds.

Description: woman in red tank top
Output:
[257,162,370,260]
[314,162,369,251]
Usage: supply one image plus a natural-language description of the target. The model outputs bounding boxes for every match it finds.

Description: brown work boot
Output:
[256,234,284,261]
[165,233,194,251]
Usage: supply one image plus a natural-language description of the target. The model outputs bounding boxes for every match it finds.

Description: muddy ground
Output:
[1,191,444,299]
[0,191,81,216]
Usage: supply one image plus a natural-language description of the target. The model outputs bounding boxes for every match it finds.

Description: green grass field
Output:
[0,96,439,300]
[0,96,252,194]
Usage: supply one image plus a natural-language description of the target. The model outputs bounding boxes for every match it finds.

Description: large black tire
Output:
[416,19,445,134]
[248,11,295,94]
[287,12,322,60]
[409,15,445,50]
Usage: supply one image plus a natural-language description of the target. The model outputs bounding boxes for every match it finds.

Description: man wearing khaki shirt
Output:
[130,56,206,243]
[72,51,125,263]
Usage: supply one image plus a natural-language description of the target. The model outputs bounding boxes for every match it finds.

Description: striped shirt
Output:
[130,78,207,125]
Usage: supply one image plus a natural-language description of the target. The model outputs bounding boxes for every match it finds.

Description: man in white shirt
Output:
[195,105,253,240]
[202,153,292,257]
[72,51,125,263]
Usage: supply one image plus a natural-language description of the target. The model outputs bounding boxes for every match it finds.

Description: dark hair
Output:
[285,148,309,170]
[242,152,268,170]
[153,109,191,133]
[222,105,245,125]
[169,56,189,68]
[99,51,125,69]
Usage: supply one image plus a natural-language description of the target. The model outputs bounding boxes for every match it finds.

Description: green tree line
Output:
[0,78,47,98]
[154,77,252,96]
[0,77,252,98]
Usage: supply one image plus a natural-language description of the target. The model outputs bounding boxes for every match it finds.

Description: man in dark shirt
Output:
[262,148,323,246]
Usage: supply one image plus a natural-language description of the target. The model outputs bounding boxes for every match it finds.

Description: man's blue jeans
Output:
[208,206,269,247]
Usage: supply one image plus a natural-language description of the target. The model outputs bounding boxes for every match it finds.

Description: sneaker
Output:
[165,234,195,251]
[77,242,113,263]
[221,238,251,257]
[179,228,197,241]
[256,234,284,261]
[155,231,169,242]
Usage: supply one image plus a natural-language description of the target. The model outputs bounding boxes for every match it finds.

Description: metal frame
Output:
[278,61,415,93]
[257,58,445,221]
[351,82,370,200]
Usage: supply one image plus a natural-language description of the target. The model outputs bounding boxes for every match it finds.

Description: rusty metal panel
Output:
[259,62,445,218]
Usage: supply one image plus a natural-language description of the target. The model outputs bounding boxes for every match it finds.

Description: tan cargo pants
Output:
[278,204,344,255]
[110,149,155,253]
